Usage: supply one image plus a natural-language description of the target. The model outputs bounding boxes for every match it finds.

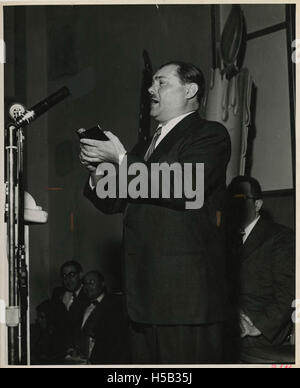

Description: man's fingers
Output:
[80,144,98,153]
[80,138,107,146]
[82,156,102,163]
[80,148,98,158]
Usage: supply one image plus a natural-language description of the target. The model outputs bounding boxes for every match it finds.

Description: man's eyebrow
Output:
[153,75,168,81]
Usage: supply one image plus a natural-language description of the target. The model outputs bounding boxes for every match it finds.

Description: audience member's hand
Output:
[240,312,262,338]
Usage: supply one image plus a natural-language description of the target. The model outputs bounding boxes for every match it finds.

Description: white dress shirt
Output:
[243,216,260,244]
[81,292,105,329]
[62,285,83,311]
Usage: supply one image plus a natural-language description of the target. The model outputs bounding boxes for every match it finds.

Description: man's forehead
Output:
[153,64,179,79]
[84,274,98,282]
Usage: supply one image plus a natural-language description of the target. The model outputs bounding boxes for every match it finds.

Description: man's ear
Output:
[186,83,198,100]
[255,199,263,213]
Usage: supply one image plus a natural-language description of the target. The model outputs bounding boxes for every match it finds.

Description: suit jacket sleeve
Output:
[249,228,295,342]
[84,179,126,215]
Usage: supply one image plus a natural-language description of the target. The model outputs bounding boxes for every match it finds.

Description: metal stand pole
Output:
[6,124,19,365]
[17,127,28,364]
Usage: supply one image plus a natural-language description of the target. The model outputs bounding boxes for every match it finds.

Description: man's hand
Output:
[79,131,126,166]
[240,312,262,338]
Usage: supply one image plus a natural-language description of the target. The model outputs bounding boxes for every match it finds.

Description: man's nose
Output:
[148,84,155,95]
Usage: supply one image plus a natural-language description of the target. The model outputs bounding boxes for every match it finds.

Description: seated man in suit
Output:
[226,176,295,358]
[68,271,131,365]
[50,260,89,361]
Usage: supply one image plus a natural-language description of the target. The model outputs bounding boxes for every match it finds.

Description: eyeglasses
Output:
[62,272,79,279]
[231,194,258,200]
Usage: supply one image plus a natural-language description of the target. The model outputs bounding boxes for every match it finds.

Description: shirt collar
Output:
[159,111,196,133]
[66,284,82,297]
[89,292,105,306]
[155,111,196,148]
[243,216,260,243]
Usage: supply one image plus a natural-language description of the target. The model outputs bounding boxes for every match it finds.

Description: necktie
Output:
[91,300,99,306]
[144,126,162,161]
[239,229,246,245]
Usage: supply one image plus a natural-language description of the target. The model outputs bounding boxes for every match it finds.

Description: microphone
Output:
[30,87,70,118]
[9,66,96,128]
[14,87,70,128]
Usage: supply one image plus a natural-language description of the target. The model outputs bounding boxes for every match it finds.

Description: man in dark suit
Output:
[50,261,89,360]
[226,176,295,356]
[70,271,131,364]
[79,61,231,363]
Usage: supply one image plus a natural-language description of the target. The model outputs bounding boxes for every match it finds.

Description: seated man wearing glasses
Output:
[225,176,295,360]
[50,260,89,361]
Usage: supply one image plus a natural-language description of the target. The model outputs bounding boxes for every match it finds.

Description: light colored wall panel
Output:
[244,30,292,191]
[220,4,285,33]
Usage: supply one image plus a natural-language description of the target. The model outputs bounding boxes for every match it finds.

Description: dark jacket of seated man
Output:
[50,261,90,357]
[75,271,131,364]
[226,176,295,349]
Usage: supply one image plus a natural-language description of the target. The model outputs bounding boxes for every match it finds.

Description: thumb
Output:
[104,131,118,142]
[104,131,126,154]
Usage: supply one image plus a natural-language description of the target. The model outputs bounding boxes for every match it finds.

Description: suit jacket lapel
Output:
[147,112,202,162]
[242,218,269,261]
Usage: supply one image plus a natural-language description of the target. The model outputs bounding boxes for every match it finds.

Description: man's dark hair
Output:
[228,175,263,199]
[60,260,83,276]
[159,61,205,104]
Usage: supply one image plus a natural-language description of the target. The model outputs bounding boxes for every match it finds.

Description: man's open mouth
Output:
[151,97,159,104]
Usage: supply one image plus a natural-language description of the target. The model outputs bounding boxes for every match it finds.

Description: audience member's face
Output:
[83,273,104,301]
[61,265,81,292]
[228,182,258,229]
[148,64,188,124]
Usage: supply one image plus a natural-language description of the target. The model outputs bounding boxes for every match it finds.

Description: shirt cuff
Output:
[89,164,105,190]
[89,176,96,190]
[119,153,126,165]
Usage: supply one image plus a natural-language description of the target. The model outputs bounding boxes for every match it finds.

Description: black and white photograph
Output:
[0,1,297,368]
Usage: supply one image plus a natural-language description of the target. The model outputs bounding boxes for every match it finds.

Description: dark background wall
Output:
[4,4,214,319]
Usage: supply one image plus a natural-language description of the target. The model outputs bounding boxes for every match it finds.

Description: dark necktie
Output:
[91,300,99,306]
[239,229,246,245]
[144,126,162,161]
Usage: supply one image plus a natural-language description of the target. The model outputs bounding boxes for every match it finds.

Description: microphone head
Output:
[8,103,26,120]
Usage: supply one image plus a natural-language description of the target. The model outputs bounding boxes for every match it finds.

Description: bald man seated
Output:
[67,271,131,365]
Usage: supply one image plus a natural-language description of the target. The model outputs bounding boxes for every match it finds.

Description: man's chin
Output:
[150,106,160,118]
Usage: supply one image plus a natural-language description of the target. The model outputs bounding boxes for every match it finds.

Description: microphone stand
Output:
[5,122,24,365]
[5,87,69,365]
